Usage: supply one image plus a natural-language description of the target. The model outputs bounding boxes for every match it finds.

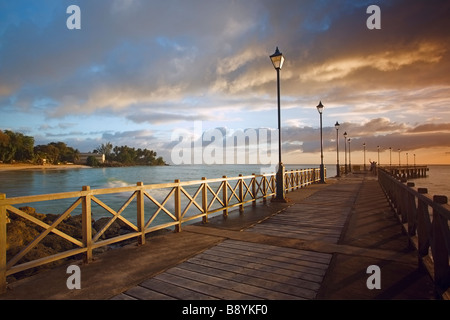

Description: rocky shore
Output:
[6,206,151,281]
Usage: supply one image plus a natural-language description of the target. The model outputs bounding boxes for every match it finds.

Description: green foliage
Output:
[0,130,166,166]
[34,142,79,164]
[0,130,34,163]
[86,155,100,167]
[95,142,166,166]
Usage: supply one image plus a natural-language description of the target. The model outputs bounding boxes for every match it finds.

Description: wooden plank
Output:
[124,285,176,300]
[180,260,321,293]
[153,272,257,300]
[196,249,327,277]
[140,278,217,300]
[187,254,324,283]
[206,244,329,270]
[247,225,340,243]
[248,222,343,237]
[166,266,303,300]
[220,240,332,264]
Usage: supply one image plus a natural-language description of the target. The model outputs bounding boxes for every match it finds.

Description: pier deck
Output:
[0,173,437,300]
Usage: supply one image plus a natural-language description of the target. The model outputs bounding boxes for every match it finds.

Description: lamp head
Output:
[316,101,324,114]
[270,47,285,70]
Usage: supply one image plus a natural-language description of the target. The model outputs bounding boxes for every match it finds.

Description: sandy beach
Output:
[0,163,90,171]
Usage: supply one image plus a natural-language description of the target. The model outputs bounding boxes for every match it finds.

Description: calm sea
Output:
[407,165,450,199]
[1,164,448,224]
[0,164,326,224]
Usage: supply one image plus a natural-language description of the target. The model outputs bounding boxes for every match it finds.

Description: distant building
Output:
[76,153,105,164]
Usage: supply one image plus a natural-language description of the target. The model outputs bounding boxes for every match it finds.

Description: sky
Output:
[1,0,449,166]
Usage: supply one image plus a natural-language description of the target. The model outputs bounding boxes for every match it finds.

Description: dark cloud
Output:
[1,0,450,162]
[280,118,450,154]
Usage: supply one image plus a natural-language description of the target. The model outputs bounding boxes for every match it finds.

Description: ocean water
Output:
[407,165,450,199]
[0,164,330,225]
[1,164,447,225]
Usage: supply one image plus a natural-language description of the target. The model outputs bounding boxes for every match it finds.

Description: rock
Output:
[115,217,136,232]
[93,217,121,239]
[6,219,40,253]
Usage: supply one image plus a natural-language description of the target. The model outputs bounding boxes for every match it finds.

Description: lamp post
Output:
[363,142,366,171]
[343,131,348,174]
[270,47,286,202]
[348,138,352,172]
[316,101,325,183]
[335,121,340,177]
[389,147,392,168]
[398,149,401,167]
[377,145,380,166]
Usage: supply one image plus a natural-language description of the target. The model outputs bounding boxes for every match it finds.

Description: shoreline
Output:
[0,163,91,172]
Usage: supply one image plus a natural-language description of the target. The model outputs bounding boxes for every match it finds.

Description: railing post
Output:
[136,182,145,245]
[222,176,228,218]
[174,179,181,232]
[239,174,244,213]
[1,193,7,294]
[252,174,257,207]
[431,195,450,290]
[262,176,267,203]
[82,186,93,263]
[406,182,417,237]
[417,188,431,270]
[202,177,208,224]
[271,174,276,200]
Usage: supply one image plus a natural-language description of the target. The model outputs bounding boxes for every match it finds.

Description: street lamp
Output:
[389,147,392,168]
[343,131,348,174]
[270,47,286,202]
[316,101,325,183]
[398,149,401,167]
[348,138,352,172]
[363,142,366,171]
[377,145,380,166]
[335,121,340,177]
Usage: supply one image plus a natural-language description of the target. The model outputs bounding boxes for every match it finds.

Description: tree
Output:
[86,155,100,167]
[95,142,113,161]
[0,130,34,163]
[33,142,79,164]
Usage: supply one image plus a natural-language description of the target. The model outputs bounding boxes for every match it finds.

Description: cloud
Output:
[281,118,450,154]
[1,0,450,163]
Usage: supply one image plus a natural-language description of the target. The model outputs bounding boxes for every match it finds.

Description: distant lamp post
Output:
[348,138,352,172]
[270,46,286,202]
[335,121,340,177]
[316,101,325,183]
[363,143,366,171]
[343,131,348,174]
[377,145,380,166]
[406,152,409,168]
[389,147,392,168]
[398,149,401,167]
[414,153,416,167]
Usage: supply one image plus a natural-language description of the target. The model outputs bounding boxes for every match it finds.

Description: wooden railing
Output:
[0,167,322,293]
[377,168,450,297]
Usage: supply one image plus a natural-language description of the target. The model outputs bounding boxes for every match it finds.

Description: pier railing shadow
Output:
[0,167,321,293]
[377,168,450,298]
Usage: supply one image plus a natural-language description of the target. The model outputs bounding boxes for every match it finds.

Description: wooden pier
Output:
[384,165,428,179]
[1,170,447,301]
